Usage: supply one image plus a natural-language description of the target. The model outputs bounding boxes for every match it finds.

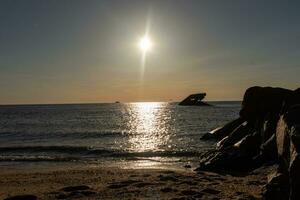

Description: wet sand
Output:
[0,164,274,200]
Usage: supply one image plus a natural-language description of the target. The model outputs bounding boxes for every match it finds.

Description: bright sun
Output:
[139,35,152,52]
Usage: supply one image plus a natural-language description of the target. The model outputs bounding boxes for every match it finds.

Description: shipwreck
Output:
[178,93,211,106]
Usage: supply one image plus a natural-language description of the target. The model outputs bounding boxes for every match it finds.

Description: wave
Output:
[0,145,95,153]
[0,131,131,148]
[0,155,79,162]
[0,145,202,160]
[0,130,130,139]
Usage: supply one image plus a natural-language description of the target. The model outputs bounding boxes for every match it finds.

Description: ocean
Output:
[0,102,240,169]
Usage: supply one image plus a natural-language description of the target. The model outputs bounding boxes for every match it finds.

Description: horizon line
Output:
[0,100,242,106]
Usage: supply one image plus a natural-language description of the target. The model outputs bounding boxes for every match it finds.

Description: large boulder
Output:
[282,88,300,113]
[275,105,300,200]
[240,86,292,122]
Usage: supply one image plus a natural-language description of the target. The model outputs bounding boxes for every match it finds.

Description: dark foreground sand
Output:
[0,165,274,200]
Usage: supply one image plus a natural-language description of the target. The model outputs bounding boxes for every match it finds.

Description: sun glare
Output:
[139,35,152,52]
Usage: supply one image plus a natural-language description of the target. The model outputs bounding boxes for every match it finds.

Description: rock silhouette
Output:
[198,86,300,200]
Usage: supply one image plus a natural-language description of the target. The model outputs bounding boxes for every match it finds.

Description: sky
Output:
[0,0,300,104]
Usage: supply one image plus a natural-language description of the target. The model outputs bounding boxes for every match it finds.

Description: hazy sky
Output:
[1,0,300,104]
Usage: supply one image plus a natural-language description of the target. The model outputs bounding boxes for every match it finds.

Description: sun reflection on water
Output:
[126,102,172,152]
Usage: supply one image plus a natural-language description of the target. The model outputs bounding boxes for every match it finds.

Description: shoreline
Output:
[0,163,274,200]
[0,157,199,174]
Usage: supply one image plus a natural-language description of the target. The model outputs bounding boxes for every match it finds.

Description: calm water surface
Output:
[0,102,240,169]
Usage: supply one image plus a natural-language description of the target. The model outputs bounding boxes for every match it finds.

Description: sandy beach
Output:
[0,164,274,200]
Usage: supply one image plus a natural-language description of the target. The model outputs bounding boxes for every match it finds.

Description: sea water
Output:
[0,102,240,169]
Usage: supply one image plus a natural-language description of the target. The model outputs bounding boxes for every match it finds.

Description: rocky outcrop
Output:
[179,93,211,106]
[239,86,292,122]
[217,121,254,149]
[201,118,245,140]
[197,86,300,200]
[275,105,300,200]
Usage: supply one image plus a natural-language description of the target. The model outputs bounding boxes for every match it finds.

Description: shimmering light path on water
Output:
[127,102,172,152]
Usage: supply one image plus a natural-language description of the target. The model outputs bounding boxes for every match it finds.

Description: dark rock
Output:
[196,146,258,172]
[198,129,264,173]
[233,133,261,156]
[276,105,300,200]
[199,86,297,171]
[260,134,278,161]
[218,121,255,149]
[240,86,292,122]
[263,169,289,200]
[216,136,229,148]
[4,195,37,200]
[197,86,300,199]
[179,93,211,106]
[282,88,300,113]
[276,108,297,170]
[260,113,279,144]
[201,118,245,140]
